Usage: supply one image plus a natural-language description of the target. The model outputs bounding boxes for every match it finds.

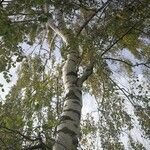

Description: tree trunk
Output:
[53,49,82,150]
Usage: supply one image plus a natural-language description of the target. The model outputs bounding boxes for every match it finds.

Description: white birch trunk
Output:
[53,49,82,150]
[53,46,94,149]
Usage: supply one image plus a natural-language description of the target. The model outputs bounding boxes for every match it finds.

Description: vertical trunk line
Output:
[53,49,82,150]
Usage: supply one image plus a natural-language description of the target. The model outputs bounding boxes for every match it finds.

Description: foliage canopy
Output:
[0,0,150,149]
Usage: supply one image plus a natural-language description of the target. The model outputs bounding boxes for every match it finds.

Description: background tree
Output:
[0,0,150,149]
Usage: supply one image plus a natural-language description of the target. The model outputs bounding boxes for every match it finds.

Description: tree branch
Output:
[133,27,149,35]
[108,76,136,106]
[22,144,43,150]
[47,18,68,45]
[0,125,39,142]
[101,22,138,57]
[42,3,68,45]
[0,0,4,4]
[104,57,150,69]
[11,19,38,24]
[77,60,94,86]
[76,0,112,36]
[6,12,41,16]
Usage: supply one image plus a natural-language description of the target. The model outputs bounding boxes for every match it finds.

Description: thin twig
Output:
[76,0,112,36]
[133,27,149,35]
[101,22,138,57]
[0,125,39,142]
[104,57,150,69]
[108,76,135,106]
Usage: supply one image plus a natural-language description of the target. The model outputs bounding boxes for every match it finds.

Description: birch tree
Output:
[0,0,150,149]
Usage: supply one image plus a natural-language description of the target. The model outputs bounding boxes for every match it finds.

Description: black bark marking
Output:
[76,89,82,95]
[68,58,76,63]
[64,109,81,119]
[72,100,82,106]
[86,68,93,72]
[58,127,76,136]
[72,136,78,146]
[60,115,74,122]
[70,51,79,57]
[64,79,78,86]
[64,99,82,110]
[70,51,78,54]
[65,90,80,101]
[66,71,77,77]
[74,123,78,128]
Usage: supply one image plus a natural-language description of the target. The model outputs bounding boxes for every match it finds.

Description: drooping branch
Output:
[107,76,136,107]
[23,143,51,150]
[0,124,54,149]
[23,133,52,150]
[11,19,38,24]
[6,12,42,16]
[0,125,39,142]
[76,0,112,36]
[43,3,68,45]
[104,57,150,69]
[47,19,68,45]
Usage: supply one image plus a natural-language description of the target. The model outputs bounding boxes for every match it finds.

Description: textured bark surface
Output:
[53,49,82,150]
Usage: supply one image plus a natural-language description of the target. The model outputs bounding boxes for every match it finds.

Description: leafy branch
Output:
[0,124,39,142]
[0,124,53,150]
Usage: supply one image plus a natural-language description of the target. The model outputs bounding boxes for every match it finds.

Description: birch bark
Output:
[53,45,94,149]
[53,49,82,150]
[46,7,94,149]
